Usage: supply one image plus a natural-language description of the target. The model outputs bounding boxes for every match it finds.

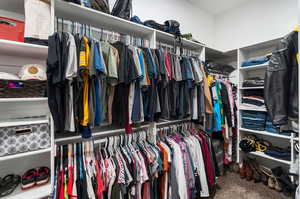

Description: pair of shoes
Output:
[260,166,282,192]
[0,174,21,197]
[21,167,50,190]
[239,159,253,180]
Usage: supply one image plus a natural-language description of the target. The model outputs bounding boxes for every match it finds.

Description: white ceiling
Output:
[189,0,249,14]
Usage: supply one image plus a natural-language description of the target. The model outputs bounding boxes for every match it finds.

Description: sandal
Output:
[260,166,275,188]
[0,174,21,198]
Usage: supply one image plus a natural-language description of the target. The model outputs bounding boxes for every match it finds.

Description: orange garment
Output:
[157,143,169,199]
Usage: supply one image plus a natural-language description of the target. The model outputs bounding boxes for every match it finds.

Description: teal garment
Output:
[138,50,145,81]
[212,82,222,132]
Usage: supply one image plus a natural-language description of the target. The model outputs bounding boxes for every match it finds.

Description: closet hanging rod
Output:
[156,118,191,127]
[55,123,152,145]
[55,18,148,44]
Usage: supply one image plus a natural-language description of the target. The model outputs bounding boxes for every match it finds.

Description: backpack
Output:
[91,0,110,13]
[111,0,132,20]
[164,20,181,36]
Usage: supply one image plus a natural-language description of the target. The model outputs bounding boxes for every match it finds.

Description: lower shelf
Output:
[5,183,50,199]
[0,148,51,162]
[247,151,291,165]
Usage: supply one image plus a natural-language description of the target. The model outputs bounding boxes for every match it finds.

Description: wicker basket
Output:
[0,79,47,98]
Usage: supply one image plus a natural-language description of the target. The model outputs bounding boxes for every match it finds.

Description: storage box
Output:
[0,123,50,157]
[0,17,25,42]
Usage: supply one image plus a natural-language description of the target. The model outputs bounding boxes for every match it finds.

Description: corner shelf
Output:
[155,30,204,50]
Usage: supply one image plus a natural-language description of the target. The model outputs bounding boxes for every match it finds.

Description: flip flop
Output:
[0,174,21,198]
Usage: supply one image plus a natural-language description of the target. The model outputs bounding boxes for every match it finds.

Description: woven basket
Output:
[0,79,47,98]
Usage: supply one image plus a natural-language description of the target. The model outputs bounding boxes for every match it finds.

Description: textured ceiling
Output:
[188,0,249,14]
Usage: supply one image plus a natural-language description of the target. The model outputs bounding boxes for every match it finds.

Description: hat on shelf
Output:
[18,64,46,80]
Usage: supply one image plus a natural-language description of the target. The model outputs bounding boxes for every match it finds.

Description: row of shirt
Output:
[47,32,208,137]
[51,128,219,199]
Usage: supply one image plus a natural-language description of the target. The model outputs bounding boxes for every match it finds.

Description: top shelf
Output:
[55,1,205,50]
[155,30,204,50]
[55,0,154,38]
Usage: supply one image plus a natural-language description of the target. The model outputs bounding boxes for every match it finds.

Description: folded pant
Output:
[241,57,269,67]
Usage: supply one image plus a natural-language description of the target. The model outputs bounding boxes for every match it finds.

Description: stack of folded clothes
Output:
[241,96,265,110]
[242,77,264,87]
[265,117,292,136]
[241,55,270,67]
[241,111,266,131]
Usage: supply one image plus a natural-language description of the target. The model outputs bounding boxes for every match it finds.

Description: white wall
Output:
[214,0,297,51]
[109,0,216,47]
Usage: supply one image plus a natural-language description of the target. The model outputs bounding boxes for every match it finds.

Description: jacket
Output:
[264,30,298,126]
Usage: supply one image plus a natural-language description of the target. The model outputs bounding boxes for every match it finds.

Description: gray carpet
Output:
[215,172,289,199]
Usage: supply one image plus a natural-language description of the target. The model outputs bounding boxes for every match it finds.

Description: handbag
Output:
[0,123,50,157]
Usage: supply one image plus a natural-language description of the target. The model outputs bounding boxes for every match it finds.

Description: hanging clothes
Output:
[52,125,218,199]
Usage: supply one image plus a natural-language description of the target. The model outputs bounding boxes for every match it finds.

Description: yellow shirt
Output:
[80,37,90,126]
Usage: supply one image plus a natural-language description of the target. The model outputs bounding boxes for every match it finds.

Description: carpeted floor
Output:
[214,172,289,199]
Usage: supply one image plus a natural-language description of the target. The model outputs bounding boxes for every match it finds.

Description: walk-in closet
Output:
[0,0,299,198]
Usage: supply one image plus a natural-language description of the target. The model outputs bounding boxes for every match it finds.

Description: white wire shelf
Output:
[0,148,51,162]
[0,98,48,102]
[5,183,50,199]
[0,39,48,59]
[248,151,291,165]
[239,128,291,139]
[240,62,269,71]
